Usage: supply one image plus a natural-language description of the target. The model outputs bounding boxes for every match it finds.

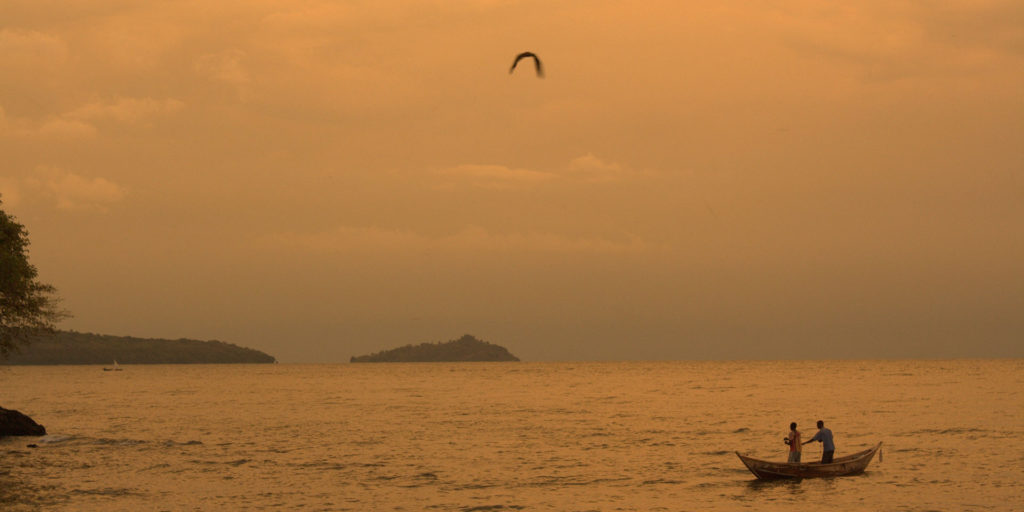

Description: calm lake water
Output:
[1,360,1021,511]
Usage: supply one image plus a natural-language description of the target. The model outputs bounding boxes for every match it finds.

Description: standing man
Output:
[803,420,835,463]
[784,422,802,463]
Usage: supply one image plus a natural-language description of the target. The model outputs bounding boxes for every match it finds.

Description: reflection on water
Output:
[1,360,1022,511]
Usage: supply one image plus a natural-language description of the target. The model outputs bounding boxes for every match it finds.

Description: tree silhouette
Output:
[0,197,68,359]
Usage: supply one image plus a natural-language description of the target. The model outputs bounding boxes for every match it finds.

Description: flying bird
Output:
[509,52,544,78]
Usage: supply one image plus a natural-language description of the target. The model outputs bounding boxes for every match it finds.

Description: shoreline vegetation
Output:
[351,335,519,363]
[1,330,276,365]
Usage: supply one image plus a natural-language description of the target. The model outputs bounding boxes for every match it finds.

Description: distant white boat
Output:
[103,360,123,372]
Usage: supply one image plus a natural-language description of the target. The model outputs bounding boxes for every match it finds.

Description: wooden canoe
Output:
[736,442,882,480]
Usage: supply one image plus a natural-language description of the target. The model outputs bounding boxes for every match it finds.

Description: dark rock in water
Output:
[0,407,46,436]
[350,334,520,363]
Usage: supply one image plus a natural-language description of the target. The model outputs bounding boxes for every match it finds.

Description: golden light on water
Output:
[3,361,1022,509]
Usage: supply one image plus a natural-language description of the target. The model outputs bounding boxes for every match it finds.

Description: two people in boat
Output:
[784,420,835,463]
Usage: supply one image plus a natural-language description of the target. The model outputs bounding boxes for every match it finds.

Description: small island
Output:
[2,330,276,365]
[350,334,519,363]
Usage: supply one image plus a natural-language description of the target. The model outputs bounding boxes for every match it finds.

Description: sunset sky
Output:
[2,1,1021,362]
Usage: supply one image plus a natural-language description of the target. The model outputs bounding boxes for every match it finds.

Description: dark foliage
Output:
[350,334,519,363]
[0,199,68,359]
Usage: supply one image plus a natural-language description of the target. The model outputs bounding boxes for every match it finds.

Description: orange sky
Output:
[2,1,1021,361]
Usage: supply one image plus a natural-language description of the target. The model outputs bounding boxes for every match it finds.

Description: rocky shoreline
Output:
[0,407,46,437]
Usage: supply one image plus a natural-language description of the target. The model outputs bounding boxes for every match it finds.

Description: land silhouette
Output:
[351,334,519,362]
[2,330,276,365]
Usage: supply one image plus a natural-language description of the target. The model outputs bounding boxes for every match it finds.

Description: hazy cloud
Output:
[1,97,182,139]
[65,97,185,124]
[271,225,648,255]
[28,167,128,211]
[437,155,636,189]
[0,29,68,70]
[766,2,1024,85]
[0,105,97,139]
[436,164,557,189]
[195,49,252,100]
[565,154,629,183]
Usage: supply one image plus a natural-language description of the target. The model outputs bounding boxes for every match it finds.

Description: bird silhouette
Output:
[509,52,544,78]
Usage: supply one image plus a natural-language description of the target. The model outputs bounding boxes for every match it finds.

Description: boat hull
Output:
[736,443,881,480]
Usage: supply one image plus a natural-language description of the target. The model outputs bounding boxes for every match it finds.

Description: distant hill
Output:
[351,335,519,363]
[1,331,276,365]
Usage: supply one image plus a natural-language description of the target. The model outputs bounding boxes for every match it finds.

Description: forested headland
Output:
[2,330,276,365]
